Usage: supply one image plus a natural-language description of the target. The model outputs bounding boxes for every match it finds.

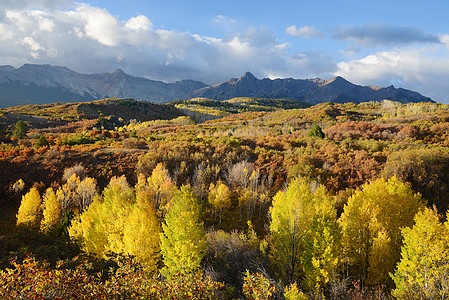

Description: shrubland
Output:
[1,98,449,298]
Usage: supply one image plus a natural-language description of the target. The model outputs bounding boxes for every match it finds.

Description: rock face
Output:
[0,64,433,107]
[188,72,433,104]
[0,64,207,107]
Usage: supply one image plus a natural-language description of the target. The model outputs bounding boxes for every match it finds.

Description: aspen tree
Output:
[16,187,42,227]
[123,183,161,272]
[339,177,425,286]
[40,188,61,230]
[208,180,232,224]
[392,208,449,299]
[160,185,206,275]
[270,178,340,288]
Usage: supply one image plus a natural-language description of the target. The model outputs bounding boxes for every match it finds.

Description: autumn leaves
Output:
[14,162,448,298]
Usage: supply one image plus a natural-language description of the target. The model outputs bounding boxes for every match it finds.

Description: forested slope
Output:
[1,98,449,299]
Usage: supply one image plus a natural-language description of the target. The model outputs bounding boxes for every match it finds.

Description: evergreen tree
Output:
[34,135,50,149]
[160,185,206,275]
[306,124,325,139]
[13,120,27,139]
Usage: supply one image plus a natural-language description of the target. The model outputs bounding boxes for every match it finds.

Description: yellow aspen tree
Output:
[160,185,206,275]
[16,187,42,227]
[123,184,161,272]
[284,283,307,300]
[40,188,61,231]
[96,175,134,255]
[339,177,425,286]
[238,189,251,221]
[12,179,25,196]
[302,185,341,290]
[69,195,107,256]
[145,163,176,217]
[69,176,134,257]
[270,178,341,288]
[270,178,314,283]
[57,174,81,215]
[208,180,232,224]
[391,208,449,299]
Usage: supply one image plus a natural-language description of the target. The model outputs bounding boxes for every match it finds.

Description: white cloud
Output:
[213,15,236,25]
[22,36,44,52]
[0,2,338,84]
[286,25,324,38]
[3,1,448,103]
[125,14,152,31]
[335,44,449,102]
[71,4,122,47]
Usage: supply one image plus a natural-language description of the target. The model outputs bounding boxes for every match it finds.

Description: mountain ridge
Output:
[0,64,433,107]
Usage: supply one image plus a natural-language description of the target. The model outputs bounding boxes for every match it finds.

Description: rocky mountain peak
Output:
[322,76,352,87]
[238,71,257,82]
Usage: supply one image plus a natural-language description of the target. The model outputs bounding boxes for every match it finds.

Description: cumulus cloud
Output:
[0,3,339,84]
[285,25,324,38]
[335,42,449,102]
[70,4,122,47]
[333,23,441,47]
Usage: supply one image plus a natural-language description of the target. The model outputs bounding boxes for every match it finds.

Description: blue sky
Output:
[2,0,449,102]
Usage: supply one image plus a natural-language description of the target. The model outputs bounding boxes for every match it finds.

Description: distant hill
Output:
[173,97,312,123]
[0,64,434,107]
[0,98,184,127]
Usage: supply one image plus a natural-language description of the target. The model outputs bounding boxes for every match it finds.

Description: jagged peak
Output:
[367,85,383,91]
[240,71,257,80]
[324,76,350,85]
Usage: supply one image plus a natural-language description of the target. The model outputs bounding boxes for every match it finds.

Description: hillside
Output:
[1,98,183,126]
[1,99,449,298]
[172,97,312,122]
[0,64,434,107]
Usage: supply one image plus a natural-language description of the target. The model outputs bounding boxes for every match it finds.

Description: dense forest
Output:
[1,97,449,299]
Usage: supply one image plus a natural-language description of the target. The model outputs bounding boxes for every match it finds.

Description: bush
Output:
[307,124,325,138]
[34,135,50,149]
[12,120,27,139]
[61,134,95,146]
[242,270,275,300]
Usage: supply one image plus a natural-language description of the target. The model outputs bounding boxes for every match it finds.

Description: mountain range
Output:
[0,64,433,107]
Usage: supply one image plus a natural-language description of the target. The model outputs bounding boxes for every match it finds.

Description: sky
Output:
[1,1,449,102]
